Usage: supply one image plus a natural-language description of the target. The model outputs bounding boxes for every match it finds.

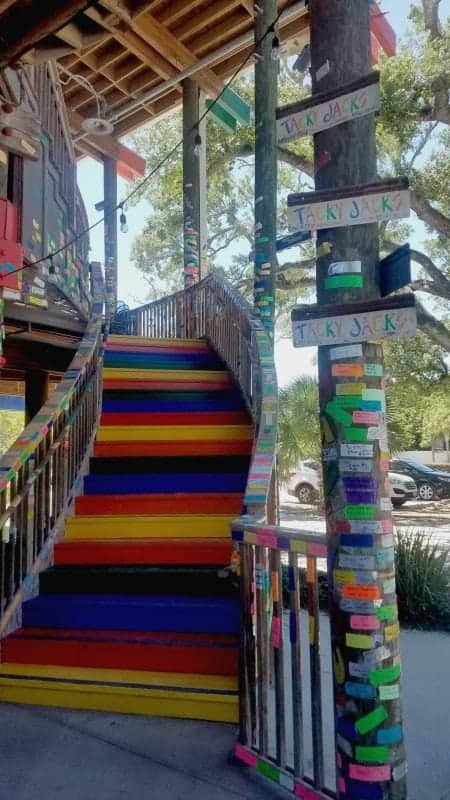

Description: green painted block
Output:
[344,427,368,442]
[218,87,251,124]
[332,396,363,409]
[345,504,376,520]
[326,402,353,426]
[355,705,388,735]
[370,663,401,686]
[206,100,237,133]
[355,745,390,763]
[257,759,279,782]
[376,604,398,622]
[325,275,364,290]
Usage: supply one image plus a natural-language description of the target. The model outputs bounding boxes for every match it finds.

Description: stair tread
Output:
[8,628,237,645]
[75,493,243,516]
[89,456,249,474]
[54,539,233,565]
[0,662,237,691]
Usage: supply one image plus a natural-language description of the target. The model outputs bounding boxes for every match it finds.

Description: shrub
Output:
[394,528,450,629]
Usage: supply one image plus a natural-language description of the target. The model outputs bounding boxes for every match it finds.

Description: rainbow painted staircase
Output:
[0,335,254,723]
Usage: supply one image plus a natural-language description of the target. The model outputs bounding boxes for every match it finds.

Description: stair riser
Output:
[39,568,236,597]
[22,595,240,634]
[89,456,249,475]
[54,540,233,566]
[96,425,251,442]
[104,354,223,370]
[65,516,233,540]
[101,397,245,413]
[83,474,246,495]
[75,494,243,516]
[103,379,232,391]
[93,441,252,458]
[2,640,237,675]
[99,411,249,427]
[0,683,238,722]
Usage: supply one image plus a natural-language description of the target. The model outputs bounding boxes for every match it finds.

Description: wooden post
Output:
[253,0,278,343]
[103,155,118,325]
[182,79,206,288]
[309,1,407,797]
[254,0,279,529]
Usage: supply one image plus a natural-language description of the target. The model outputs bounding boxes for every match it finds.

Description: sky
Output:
[77,0,449,387]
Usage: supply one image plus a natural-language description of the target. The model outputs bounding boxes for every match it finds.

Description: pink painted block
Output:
[350,614,380,630]
[235,744,257,768]
[336,753,342,769]
[379,459,389,472]
[338,777,346,793]
[308,542,327,557]
[271,616,281,648]
[353,411,381,425]
[349,763,391,782]
[381,519,393,533]
[295,783,323,799]
[257,531,278,548]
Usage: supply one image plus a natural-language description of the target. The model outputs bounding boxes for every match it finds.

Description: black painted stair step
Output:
[89,455,251,475]
[39,566,237,597]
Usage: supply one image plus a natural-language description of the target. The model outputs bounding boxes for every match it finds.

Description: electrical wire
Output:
[2,8,283,281]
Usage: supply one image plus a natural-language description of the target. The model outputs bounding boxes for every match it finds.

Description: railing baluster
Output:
[255,544,269,757]
[307,555,324,790]
[289,551,304,779]
[270,548,286,767]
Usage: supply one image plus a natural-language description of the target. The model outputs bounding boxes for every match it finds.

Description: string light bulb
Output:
[271,35,280,60]
[119,207,128,234]
[193,132,202,157]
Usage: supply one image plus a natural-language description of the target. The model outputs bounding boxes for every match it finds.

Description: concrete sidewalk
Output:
[1,627,449,800]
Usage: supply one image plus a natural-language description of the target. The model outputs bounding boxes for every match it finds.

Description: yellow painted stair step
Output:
[97,424,252,442]
[65,515,234,539]
[0,665,238,723]
[103,368,228,381]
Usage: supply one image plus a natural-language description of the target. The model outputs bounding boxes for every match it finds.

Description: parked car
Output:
[390,458,450,501]
[286,460,320,504]
[389,472,417,507]
[286,461,418,506]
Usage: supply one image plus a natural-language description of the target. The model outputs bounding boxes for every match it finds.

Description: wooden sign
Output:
[287,178,409,233]
[291,294,416,348]
[277,73,380,143]
[0,99,41,160]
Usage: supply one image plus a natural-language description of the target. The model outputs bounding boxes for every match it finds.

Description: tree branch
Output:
[410,189,450,238]
[421,0,442,39]
[277,146,314,177]
[415,295,450,349]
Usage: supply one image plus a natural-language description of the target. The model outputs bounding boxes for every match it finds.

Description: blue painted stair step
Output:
[102,395,246,413]
[21,594,240,634]
[104,351,223,370]
[84,472,247,495]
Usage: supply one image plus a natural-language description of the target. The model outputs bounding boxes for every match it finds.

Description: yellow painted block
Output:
[65,514,234,540]
[97,424,253,442]
[0,666,237,723]
[103,368,228,382]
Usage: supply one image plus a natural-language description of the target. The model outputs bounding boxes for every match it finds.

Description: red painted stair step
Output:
[2,628,238,675]
[75,493,244,516]
[100,411,250,426]
[54,539,233,566]
[93,440,253,458]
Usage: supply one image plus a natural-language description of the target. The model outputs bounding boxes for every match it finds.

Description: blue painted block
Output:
[22,594,240,634]
[346,779,382,800]
[104,351,222,370]
[83,473,247,495]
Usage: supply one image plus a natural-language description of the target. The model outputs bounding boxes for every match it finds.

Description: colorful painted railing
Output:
[231,518,336,800]
[0,262,105,632]
[125,273,277,519]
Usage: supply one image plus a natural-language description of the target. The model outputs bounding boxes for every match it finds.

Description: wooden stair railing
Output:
[0,262,105,634]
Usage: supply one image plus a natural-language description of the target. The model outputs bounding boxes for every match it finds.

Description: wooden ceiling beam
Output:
[187,12,251,56]
[0,0,91,69]
[98,1,223,97]
[0,0,18,13]
[239,0,255,17]
[170,1,244,43]
[157,0,210,28]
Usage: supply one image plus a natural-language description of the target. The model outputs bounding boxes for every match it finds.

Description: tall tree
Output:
[128,1,450,348]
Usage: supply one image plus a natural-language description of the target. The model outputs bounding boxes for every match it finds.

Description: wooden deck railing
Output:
[232,519,336,800]
[0,263,105,632]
